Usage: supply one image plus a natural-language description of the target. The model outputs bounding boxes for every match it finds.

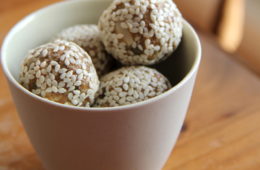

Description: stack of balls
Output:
[19,0,183,107]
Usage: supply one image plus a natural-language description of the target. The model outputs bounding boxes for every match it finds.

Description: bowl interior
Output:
[2,0,199,89]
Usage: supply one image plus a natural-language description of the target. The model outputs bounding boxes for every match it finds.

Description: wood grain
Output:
[164,36,260,170]
[0,0,260,170]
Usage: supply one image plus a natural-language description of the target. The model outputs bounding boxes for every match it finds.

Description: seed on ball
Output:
[19,39,100,107]
[54,24,114,76]
[98,0,183,65]
[94,66,172,107]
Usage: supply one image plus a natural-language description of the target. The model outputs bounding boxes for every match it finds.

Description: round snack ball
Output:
[98,0,183,65]
[19,40,100,107]
[54,24,113,76]
[94,66,172,107]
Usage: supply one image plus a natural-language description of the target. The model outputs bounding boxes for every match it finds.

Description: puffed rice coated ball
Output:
[94,66,171,107]
[19,40,100,107]
[98,0,183,65]
[54,24,113,76]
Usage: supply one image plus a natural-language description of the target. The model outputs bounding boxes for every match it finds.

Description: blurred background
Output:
[175,0,260,75]
[0,0,259,170]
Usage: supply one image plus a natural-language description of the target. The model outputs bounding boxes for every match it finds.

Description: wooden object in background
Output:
[0,0,260,170]
[236,0,260,75]
[217,0,245,52]
[175,0,223,34]
[218,0,260,75]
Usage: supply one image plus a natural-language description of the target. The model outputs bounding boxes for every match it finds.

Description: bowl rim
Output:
[0,0,202,112]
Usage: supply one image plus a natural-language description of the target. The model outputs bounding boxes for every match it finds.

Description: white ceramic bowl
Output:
[1,0,201,170]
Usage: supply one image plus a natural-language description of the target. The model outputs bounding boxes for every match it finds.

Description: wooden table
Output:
[1,1,260,169]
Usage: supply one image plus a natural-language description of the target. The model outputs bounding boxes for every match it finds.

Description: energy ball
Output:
[98,0,183,65]
[94,66,171,107]
[19,40,100,107]
[54,24,113,76]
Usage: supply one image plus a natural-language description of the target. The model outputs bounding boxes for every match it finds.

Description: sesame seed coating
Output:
[19,40,100,107]
[94,66,171,107]
[98,0,183,65]
[54,24,114,76]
